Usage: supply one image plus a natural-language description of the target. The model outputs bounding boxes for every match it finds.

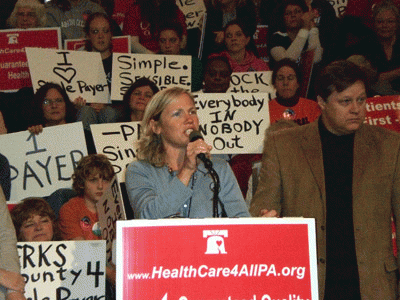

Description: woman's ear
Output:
[150,119,162,135]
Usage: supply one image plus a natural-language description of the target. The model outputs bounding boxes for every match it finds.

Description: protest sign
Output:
[253,25,269,63]
[112,0,132,28]
[194,93,270,154]
[176,0,206,29]
[26,47,109,103]
[117,218,318,300]
[228,71,275,97]
[111,53,192,100]
[328,0,348,17]
[91,122,140,183]
[18,240,106,300]
[0,122,87,203]
[365,95,400,132]
[97,176,126,263]
[0,28,61,92]
[64,35,131,53]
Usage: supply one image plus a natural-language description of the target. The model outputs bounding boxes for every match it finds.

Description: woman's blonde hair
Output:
[7,0,46,28]
[138,87,195,167]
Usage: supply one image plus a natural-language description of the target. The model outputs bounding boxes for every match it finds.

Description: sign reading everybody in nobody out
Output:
[91,122,140,183]
[195,93,270,154]
[228,71,275,97]
[111,53,192,100]
[26,47,109,103]
[117,218,318,300]
[0,122,87,203]
[0,28,61,92]
[18,240,106,300]
[97,175,126,263]
[176,0,206,29]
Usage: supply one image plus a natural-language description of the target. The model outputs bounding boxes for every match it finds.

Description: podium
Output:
[117,218,318,300]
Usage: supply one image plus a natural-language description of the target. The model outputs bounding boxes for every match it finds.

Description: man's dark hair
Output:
[315,60,369,101]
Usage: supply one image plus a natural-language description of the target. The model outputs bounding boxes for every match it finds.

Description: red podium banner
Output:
[117,218,318,300]
[0,28,61,92]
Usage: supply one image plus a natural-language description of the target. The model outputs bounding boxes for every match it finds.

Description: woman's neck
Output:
[230,49,246,63]
[379,35,396,60]
[100,49,112,60]
[164,146,186,171]
[45,119,66,127]
[131,110,144,122]
[287,27,301,41]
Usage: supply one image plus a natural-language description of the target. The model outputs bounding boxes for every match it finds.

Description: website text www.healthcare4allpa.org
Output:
[127,264,306,280]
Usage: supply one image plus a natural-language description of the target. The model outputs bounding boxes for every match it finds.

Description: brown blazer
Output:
[250,120,400,300]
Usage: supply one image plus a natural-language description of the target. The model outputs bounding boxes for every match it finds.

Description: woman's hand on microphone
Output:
[185,139,212,170]
[177,139,212,186]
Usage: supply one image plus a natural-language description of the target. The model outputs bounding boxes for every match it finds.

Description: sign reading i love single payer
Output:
[117,218,318,300]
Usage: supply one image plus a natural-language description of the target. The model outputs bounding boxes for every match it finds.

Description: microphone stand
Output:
[203,161,227,218]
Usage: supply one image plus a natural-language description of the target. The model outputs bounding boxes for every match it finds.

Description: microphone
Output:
[189,130,213,169]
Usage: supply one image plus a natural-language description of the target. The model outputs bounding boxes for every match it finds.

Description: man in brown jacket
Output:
[250,60,400,300]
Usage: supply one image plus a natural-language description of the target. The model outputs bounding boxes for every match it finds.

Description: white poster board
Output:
[26,47,109,103]
[194,93,270,154]
[111,53,192,100]
[176,0,206,29]
[91,122,140,183]
[97,175,126,263]
[328,0,348,17]
[229,71,276,98]
[0,122,87,203]
[18,240,106,300]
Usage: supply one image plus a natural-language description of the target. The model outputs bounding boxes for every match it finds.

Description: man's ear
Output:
[150,119,161,135]
[317,95,326,110]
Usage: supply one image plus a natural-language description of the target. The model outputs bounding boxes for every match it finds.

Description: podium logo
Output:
[203,230,228,254]
[7,33,19,44]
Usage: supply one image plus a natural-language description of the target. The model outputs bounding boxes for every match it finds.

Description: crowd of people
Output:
[2,0,400,299]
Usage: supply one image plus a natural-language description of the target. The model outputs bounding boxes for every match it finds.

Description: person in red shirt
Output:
[269,58,320,125]
[59,154,114,241]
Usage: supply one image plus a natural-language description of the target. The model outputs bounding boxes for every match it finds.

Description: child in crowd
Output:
[59,154,114,241]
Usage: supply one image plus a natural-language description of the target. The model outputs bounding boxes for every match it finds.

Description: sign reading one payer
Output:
[117,218,318,300]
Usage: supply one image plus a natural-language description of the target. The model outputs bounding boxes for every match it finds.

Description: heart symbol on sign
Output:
[53,67,77,83]
[216,241,222,247]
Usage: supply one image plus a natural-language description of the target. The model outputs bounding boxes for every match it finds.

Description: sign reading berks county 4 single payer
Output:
[18,240,106,300]
[117,218,318,300]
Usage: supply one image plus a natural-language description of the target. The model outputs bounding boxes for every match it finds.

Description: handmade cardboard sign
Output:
[111,53,192,100]
[194,93,270,154]
[91,122,140,183]
[228,71,275,97]
[0,122,87,203]
[117,218,319,300]
[97,175,127,263]
[176,0,206,29]
[18,240,106,300]
[26,47,109,103]
[0,28,61,92]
